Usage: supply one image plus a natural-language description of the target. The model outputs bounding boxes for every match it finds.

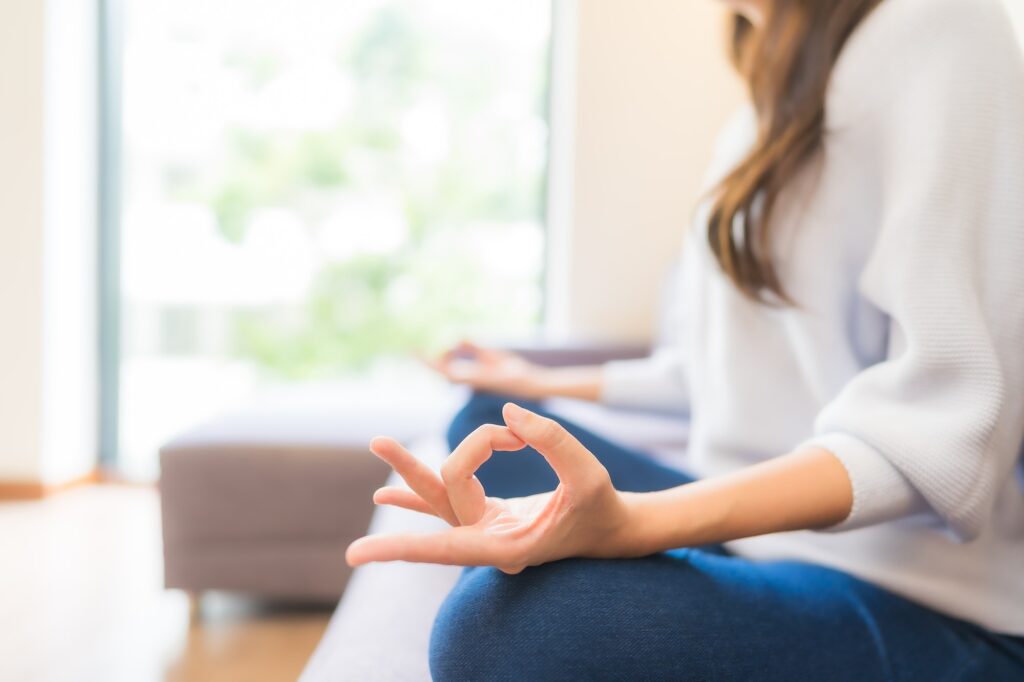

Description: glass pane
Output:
[119,0,551,478]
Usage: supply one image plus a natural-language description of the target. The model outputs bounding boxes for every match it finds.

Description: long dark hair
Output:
[708,1,884,302]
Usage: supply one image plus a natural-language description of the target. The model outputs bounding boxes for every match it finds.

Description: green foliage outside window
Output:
[156,3,550,378]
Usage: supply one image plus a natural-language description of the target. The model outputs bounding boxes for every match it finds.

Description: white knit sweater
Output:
[601,0,1024,635]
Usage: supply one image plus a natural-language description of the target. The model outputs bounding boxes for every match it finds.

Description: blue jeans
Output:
[430,392,1024,681]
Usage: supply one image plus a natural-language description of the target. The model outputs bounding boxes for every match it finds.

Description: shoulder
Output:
[884,0,1010,28]
[827,0,1023,128]
[850,0,1015,52]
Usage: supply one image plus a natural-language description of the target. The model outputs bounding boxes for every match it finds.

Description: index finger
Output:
[501,403,602,487]
[441,424,525,525]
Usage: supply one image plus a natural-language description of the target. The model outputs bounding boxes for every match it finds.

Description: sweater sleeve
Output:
[600,258,690,413]
[799,0,1024,540]
[600,347,689,413]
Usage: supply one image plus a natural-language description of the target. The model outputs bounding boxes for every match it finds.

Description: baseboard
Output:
[0,469,102,501]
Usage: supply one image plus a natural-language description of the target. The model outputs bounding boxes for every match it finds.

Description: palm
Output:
[479,493,552,533]
[475,353,526,382]
[450,491,563,572]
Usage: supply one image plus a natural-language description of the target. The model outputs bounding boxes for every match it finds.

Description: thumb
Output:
[502,403,599,485]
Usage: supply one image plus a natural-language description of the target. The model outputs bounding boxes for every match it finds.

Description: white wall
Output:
[0,0,48,481]
[548,0,744,344]
[40,0,100,483]
[0,0,98,484]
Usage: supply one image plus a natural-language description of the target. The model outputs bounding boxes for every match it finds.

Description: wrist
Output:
[613,484,730,557]
[522,366,554,400]
[532,366,603,402]
[608,491,669,558]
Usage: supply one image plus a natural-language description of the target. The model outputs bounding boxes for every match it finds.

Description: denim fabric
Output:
[445,393,696,496]
[431,392,1024,681]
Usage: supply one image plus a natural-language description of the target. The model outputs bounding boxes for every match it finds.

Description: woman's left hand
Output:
[345,402,634,574]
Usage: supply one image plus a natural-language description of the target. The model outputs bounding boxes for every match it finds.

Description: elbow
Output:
[940,505,986,544]
[931,454,1005,543]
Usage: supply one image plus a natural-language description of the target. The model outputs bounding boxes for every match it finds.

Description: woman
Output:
[348,0,1024,678]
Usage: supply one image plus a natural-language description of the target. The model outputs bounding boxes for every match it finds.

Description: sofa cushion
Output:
[300,437,460,681]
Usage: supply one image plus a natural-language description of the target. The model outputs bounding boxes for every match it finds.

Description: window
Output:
[115,0,552,477]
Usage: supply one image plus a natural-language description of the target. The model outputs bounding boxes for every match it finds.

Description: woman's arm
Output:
[532,366,603,401]
[613,447,852,557]
[430,341,691,409]
[347,404,853,571]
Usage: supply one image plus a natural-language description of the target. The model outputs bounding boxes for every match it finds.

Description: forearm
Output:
[532,366,604,402]
[615,447,853,557]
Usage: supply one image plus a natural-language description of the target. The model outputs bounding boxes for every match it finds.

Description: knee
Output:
[429,568,514,681]
[428,561,605,681]
[429,554,744,681]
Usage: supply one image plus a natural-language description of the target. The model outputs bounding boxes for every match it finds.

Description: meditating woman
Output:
[348,0,1024,678]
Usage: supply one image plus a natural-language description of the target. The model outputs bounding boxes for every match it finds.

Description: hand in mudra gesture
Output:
[426,341,547,400]
[346,403,633,574]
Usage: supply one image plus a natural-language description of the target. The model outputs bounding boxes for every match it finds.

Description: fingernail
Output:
[503,402,525,426]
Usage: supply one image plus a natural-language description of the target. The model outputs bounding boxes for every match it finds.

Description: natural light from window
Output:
[119,0,551,478]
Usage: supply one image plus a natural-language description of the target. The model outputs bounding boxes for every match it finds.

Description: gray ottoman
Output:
[159,381,464,602]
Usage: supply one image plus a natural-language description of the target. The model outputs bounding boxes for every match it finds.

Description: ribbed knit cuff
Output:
[799,432,926,532]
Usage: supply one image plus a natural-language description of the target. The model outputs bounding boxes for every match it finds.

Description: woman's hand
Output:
[345,403,634,574]
[427,340,606,402]
[427,342,548,400]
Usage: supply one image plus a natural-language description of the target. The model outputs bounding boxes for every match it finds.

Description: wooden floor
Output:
[0,485,333,682]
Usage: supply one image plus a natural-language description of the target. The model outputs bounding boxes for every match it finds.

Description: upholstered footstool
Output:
[159,381,463,604]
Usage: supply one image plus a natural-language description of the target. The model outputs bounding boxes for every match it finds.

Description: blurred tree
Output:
[160,1,548,376]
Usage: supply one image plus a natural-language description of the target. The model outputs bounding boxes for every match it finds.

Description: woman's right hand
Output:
[427,341,548,400]
[346,403,636,573]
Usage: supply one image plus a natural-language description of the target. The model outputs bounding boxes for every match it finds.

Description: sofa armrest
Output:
[505,342,650,367]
